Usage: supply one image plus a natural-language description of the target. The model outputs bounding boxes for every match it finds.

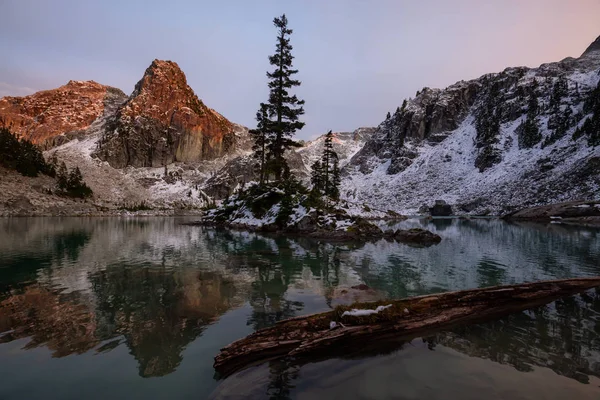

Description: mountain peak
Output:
[581,34,600,57]
[96,59,235,168]
[130,59,190,100]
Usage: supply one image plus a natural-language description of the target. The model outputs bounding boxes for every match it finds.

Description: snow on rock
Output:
[342,49,600,216]
[341,304,393,317]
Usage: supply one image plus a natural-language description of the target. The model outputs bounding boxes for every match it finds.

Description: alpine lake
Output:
[1,217,600,400]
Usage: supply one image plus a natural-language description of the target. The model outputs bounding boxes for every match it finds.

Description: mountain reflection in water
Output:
[0,217,599,399]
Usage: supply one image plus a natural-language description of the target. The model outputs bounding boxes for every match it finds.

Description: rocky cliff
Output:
[343,34,600,215]
[94,60,236,168]
[0,81,127,149]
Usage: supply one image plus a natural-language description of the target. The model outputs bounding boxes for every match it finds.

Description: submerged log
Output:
[214,277,600,377]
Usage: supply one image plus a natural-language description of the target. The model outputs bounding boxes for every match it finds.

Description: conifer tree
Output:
[574,79,600,146]
[313,130,340,200]
[331,158,341,200]
[255,14,305,181]
[57,162,69,189]
[386,111,391,119]
[310,160,323,194]
[65,166,93,198]
[250,104,271,184]
[321,131,335,197]
[519,87,542,149]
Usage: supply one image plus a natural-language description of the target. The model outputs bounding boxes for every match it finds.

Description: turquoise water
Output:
[0,217,599,399]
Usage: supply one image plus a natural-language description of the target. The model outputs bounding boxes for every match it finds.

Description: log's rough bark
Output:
[214,277,600,377]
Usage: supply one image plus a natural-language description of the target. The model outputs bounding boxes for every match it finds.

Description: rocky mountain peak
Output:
[95,59,236,168]
[120,59,222,127]
[0,80,125,148]
[581,34,600,57]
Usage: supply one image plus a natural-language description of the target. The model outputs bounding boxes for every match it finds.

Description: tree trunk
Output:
[214,277,600,377]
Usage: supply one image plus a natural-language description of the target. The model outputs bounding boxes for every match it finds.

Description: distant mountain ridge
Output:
[0,60,241,167]
[0,80,126,149]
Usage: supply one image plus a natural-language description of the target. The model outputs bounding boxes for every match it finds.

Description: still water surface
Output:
[0,217,600,399]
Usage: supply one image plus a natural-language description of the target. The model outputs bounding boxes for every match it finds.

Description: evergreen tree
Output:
[57,162,69,190]
[310,160,324,194]
[386,111,391,119]
[0,127,53,177]
[321,131,335,197]
[519,87,542,149]
[256,14,305,181]
[250,104,271,184]
[65,166,93,198]
[330,158,341,200]
[573,79,600,146]
[313,130,340,200]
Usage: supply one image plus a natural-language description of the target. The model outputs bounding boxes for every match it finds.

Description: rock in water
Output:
[394,228,442,245]
[95,59,235,168]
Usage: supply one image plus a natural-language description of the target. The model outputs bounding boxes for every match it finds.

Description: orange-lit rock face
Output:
[0,81,116,148]
[96,59,235,168]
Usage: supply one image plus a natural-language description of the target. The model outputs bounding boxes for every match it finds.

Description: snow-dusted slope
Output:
[199,128,375,199]
[297,128,375,169]
[342,46,600,215]
[45,124,250,211]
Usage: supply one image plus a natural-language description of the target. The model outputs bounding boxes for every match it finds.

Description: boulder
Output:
[295,211,319,233]
[347,217,384,238]
[430,200,453,216]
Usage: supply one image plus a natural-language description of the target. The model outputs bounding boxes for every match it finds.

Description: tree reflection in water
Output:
[0,218,599,397]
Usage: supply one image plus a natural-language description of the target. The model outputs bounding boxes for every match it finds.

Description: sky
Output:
[1,0,599,140]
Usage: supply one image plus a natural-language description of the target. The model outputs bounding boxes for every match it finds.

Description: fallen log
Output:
[214,277,600,377]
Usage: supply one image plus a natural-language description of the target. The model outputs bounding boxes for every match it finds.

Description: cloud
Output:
[0,82,38,98]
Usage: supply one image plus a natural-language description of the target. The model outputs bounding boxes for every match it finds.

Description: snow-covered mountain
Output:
[2,35,600,216]
[342,35,600,215]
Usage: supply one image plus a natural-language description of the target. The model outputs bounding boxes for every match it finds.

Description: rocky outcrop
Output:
[0,81,126,149]
[95,60,235,168]
[348,82,480,175]
[503,200,600,226]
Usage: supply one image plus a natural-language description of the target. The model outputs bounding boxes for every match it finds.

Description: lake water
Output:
[1,217,600,399]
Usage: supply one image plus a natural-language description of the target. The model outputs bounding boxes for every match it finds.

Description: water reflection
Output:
[0,218,599,398]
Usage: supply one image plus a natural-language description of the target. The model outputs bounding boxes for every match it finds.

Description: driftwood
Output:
[214,277,600,377]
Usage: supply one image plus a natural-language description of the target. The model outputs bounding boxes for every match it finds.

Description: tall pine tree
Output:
[257,14,305,181]
[321,131,335,197]
[311,130,340,200]
[310,160,324,194]
[330,158,341,200]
